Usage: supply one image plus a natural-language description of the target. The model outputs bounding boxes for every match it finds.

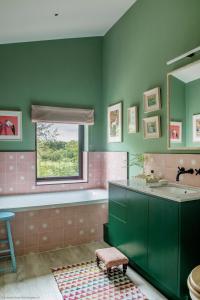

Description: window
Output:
[36,122,84,181]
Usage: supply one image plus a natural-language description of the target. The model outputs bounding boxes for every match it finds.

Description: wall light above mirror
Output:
[167,59,200,150]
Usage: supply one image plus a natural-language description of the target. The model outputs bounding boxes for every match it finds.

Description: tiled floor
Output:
[0,242,167,300]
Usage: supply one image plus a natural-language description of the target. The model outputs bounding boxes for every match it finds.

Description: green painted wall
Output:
[170,76,186,148]
[1,0,200,158]
[186,78,200,147]
[0,37,102,151]
[102,0,200,168]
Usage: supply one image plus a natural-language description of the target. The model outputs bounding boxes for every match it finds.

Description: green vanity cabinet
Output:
[107,184,149,270]
[105,182,200,300]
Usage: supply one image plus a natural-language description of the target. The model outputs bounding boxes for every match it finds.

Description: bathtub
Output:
[0,189,108,255]
[0,188,108,212]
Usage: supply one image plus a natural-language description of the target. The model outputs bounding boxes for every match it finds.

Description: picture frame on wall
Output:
[193,114,200,142]
[128,106,138,133]
[144,87,161,113]
[170,121,182,143]
[143,115,161,139]
[0,110,22,141]
[107,102,122,143]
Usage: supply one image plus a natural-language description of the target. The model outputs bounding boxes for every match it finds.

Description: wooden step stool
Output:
[95,247,129,275]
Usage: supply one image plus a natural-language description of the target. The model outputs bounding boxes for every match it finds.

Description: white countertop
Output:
[0,189,108,212]
[109,180,200,202]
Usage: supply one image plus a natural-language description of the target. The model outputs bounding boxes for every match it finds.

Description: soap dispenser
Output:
[150,170,155,180]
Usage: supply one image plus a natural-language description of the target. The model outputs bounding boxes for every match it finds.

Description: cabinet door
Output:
[148,196,179,295]
[126,190,148,270]
[179,200,200,299]
[108,214,127,250]
[108,184,128,251]
[109,184,127,211]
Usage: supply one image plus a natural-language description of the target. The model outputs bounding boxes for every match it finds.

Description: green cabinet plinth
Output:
[105,183,200,300]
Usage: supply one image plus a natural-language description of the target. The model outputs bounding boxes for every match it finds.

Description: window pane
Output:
[37,122,80,178]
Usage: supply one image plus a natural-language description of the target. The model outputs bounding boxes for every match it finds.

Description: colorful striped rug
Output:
[52,260,148,300]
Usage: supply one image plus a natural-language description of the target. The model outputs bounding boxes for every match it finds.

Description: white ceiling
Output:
[0,0,136,44]
[172,60,200,83]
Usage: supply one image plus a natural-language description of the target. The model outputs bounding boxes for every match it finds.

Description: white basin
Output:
[151,184,200,197]
[156,185,199,195]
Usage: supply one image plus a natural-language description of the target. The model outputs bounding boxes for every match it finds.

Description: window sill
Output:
[36,179,88,186]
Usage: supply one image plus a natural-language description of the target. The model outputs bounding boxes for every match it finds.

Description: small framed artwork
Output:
[144,87,161,113]
[193,114,200,142]
[107,102,122,143]
[128,106,138,133]
[170,121,182,143]
[0,110,22,141]
[143,116,161,139]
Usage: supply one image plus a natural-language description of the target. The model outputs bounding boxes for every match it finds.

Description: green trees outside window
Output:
[36,122,83,180]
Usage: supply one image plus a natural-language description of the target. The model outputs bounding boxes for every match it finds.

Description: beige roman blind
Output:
[31,105,94,125]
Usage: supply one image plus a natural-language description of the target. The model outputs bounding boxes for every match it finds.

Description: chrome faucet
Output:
[176,167,194,182]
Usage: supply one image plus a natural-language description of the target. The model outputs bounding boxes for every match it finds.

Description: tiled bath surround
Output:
[0,151,127,255]
[0,151,127,195]
[0,203,108,256]
[144,153,200,187]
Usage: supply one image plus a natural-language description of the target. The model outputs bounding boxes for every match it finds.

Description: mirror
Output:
[168,59,200,149]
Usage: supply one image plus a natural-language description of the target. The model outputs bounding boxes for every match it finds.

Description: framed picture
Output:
[0,111,22,141]
[128,106,138,133]
[193,114,200,142]
[143,116,161,139]
[144,87,161,113]
[107,102,122,143]
[170,121,182,143]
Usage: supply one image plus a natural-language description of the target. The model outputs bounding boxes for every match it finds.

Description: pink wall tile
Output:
[0,150,127,255]
[0,153,6,161]
[38,229,64,252]
[24,232,38,249]
[7,203,108,256]
[4,203,107,256]
[63,227,77,246]
[0,151,127,195]
[0,173,6,185]
[0,223,7,240]
[144,153,200,187]
[14,247,25,256]
[5,153,17,161]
